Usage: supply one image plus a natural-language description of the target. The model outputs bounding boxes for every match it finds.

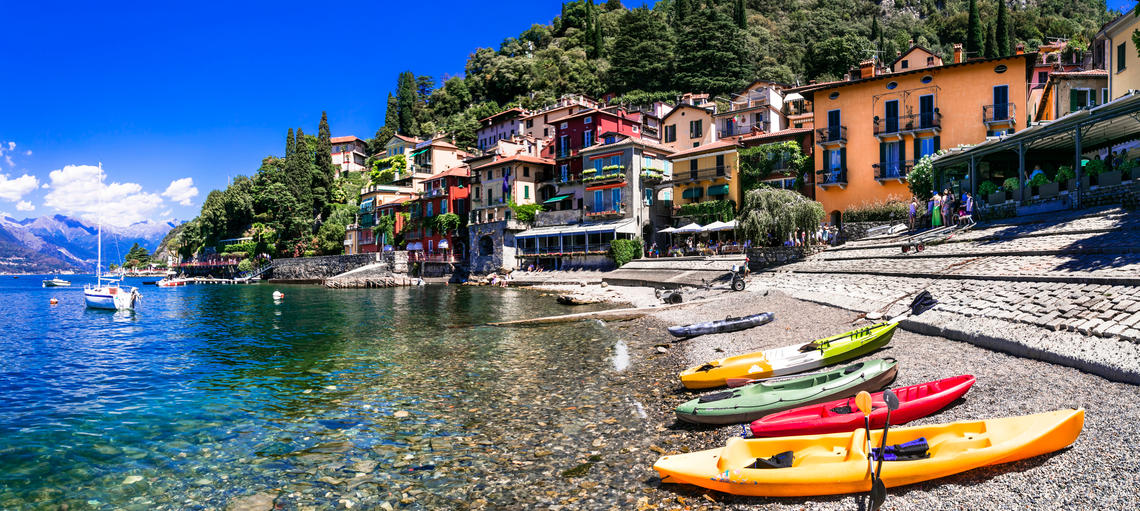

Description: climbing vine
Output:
[676,200,736,223]
[738,141,810,192]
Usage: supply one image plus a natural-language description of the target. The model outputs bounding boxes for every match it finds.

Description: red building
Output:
[407,166,471,262]
[553,107,648,183]
[368,196,412,252]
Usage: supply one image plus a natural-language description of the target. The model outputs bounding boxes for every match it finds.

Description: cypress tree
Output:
[995,0,1010,57]
[384,93,398,134]
[674,0,688,27]
[966,0,983,60]
[734,0,746,29]
[593,6,604,58]
[984,23,997,59]
[293,127,315,223]
[396,71,417,135]
[315,112,334,212]
[285,127,295,158]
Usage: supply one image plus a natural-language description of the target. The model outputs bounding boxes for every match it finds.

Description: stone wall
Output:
[1080,179,1139,208]
[746,246,817,271]
[842,221,898,241]
[534,209,583,227]
[468,220,528,274]
[270,253,383,281]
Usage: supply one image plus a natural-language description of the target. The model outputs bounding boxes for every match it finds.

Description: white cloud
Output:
[24,150,32,156]
[0,141,15,167]
[5,142,13,151]
[15,200,33,211]
[0,172,39,201]
[162,177,199,206]
[43,164,165,226]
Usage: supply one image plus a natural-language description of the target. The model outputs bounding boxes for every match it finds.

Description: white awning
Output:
[658,226,676,233]
[438,239,450,249]
[516,218,638,238]
[672,222,703,234]
[704,220,737,232]
[407,242,423,251]
[783,92,804,102]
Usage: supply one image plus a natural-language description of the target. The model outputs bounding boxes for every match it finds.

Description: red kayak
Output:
[747,375,976,438]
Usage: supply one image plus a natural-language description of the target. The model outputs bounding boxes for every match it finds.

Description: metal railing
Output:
[669,165,732,183]
[983,103,1016,123]
[519,243,611,256]
[407,252,461,263]
[817,169,847,185]
[816,126,847,144]
[585,205,626,218]
[423,188,446,198]
[872,159,915,180]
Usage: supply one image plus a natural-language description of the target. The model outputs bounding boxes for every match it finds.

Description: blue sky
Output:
[0,0,565,225]
[0,1,1132,225]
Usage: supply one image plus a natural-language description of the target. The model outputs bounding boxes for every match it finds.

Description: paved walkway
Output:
[754,206,1140,383]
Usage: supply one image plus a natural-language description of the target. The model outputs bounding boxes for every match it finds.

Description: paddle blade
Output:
[855,391,872,416]
[870,477,887,511]
[884,389,900,410]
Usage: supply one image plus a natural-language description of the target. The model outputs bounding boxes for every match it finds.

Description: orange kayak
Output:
[653,408,1084,497]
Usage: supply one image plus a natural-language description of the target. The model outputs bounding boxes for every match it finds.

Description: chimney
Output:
[908,39,914,48]
[953,44,964,64]
[859,59,876,79]
[1016,43,1025,55]
[809,79,817,85]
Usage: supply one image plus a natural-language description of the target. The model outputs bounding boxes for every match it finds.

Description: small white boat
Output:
[272,290,284,299]
[156,278,188,287]
[42,277,71,287]
[83,164,140,311]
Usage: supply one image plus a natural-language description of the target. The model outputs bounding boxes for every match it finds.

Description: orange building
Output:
[804,45,1035,223]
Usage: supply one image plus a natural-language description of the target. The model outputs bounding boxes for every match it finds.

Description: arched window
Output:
[479,236,494,256]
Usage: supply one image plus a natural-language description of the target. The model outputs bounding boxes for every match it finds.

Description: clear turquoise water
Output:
[0,276,615,509]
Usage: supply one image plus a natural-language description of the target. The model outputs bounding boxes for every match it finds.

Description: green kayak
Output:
[675,358,898,425]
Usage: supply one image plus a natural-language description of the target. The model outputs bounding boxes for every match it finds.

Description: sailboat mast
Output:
[96,163,102,281]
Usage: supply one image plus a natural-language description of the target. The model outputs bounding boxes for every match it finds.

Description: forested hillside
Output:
[176,0,1116,259]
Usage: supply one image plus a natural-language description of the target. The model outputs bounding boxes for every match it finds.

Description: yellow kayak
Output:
[653,408,1084,497]
[680,322,897,390]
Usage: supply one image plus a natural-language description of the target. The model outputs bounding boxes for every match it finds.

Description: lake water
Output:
[0,276,619,509]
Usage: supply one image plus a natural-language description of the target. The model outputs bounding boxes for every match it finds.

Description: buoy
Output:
[50,298,59,305]
[272,290,284,299]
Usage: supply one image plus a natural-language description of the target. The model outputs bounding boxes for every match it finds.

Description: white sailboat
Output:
[83,164,141,311]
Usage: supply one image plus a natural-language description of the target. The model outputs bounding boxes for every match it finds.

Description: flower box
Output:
[1095,170,1122,188]
[1037,181,1060,199]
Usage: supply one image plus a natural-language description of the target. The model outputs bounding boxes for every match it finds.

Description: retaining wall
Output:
[270,253,383,281]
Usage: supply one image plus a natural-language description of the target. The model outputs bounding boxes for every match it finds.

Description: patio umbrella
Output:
[701,221,728,232]
[658,226,676,233]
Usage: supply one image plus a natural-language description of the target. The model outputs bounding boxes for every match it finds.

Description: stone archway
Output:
[479,235,494,257]
[830,210,842,228]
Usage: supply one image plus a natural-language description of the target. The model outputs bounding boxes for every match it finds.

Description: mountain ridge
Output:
[0,214,180,273]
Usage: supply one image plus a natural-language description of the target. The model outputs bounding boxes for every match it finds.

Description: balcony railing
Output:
[873,160,915,181]
[585,205,626,219]
[582,167,626,185]
[640,169,665,182]
[720,122,770,137]
[407,252,461,263]
[816,126,847,145]
[983,103,1016,124]
[424,188,446,198]
[817,168,847,186]
[875,113,942,136]
[670,165,733,184]
[520,243,612,256]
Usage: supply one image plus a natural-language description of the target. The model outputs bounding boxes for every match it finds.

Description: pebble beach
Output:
[519,283,1140,511]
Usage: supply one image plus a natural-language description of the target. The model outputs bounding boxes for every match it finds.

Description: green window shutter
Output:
[879,143,886,167]
[823,149,830,170]
[840,148,847,171]
[1070,90,1081,112]
[933,136,941,152]
[898,140,906,163]
[913,138,921,161]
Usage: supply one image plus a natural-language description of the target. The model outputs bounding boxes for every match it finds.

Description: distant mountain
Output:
[0,214,180,273]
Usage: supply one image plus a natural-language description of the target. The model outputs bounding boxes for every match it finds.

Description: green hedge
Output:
[842,199,909,223]
[677,200,735,223]
[609,238,643,267]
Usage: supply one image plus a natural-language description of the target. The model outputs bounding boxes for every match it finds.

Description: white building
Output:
[331,135,369,178]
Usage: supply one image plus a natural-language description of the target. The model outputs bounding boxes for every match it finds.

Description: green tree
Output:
[673,0,688,27]
[609,7,674,93]
[983,22,996,59]
[315,111,335,215]
[733,0,746,29]
[396,71,417,135]
[198,189,228,246]
[285,127,295,158]
[967,0,983,60]
[673,6,750,95]
[605,0,621,10]
[805,35,868,82]
[996,0,1011,57]
[737,188,824,246]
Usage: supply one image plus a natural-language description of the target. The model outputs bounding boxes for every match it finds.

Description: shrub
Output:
[508,201,544,223]
[1119,159,1137,179]
[1002,177,1020,191]
[978,181,999,196]
[1084,158,1107,176]
[237,259,253,273]
[431,212,461,233]
[842,199,910,223]
[738,188,824,246]
[677,200,735,223]
[609,238,643,267]
[907,154,943,201]
[1056,165,1076,182]
[1027,172,1050,187]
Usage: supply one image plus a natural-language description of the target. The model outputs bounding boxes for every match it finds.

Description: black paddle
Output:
[854,390,874,509]
[869,389,901,511]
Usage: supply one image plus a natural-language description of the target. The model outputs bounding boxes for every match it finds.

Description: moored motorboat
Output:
[747,375,976,437]
[653,408,1084,497]
[675,358,898,425]
[42,277,71,287]
[668,312,775,338]
[680,322,897,390]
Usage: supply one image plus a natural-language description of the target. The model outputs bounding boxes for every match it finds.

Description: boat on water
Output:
[42,277,72,287]
[82,164,141,311]
[653,408,1084,497]
[668,312,775,338]
[156,277,189,287]
[679,322,898,390]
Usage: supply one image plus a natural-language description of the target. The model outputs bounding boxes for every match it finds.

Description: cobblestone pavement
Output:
[753,207,1140,381]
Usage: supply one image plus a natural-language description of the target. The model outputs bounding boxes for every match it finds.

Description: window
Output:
[632,125,639,133]
[559,135,570,155]
[690,159,698,179]
[920,138,935,158]
[583,130,594,147]
[593,190,604,212]
[584,116,592,124]
[611,188,621,211]
[526,119,534,128]
[1070,89,1092,111]
[610,155,620,167]
[883,141,900,178]
[475,187,480,198]
[440,200,447,214]
[829,149,842,171]
[544,128,549,137]
[921,75,933,84]
[689,120,703,138]
[901,61,909,69]
[560,164,568,182]
[560,122,568,129]
[426,203,433,217]
[994,64,1007,73]
[664,124,676,143]
[1103,88,1110,104]
[716,154,725,176]
[829,92,840,100]
[1118,42,1127,72]
[1037,71,1048,86]
[486,170,492,180]
[643,187,653,206]
[524,185,530,199]
[523,166,530,177]
[604,135,615,144]
[886,81,898,90]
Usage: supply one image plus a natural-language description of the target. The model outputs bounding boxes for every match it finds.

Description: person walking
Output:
[931,191,943,227]
[908,197,917,232]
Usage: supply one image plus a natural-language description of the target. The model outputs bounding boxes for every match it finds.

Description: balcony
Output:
[875,112,942,138]
[359,214,375,228]
[520,243,612,256]
[983,103,1016,126]
[585,205,627,220]
[582,166,627,185]
[408,252,461,263]
[720,121,770,137]
[873,160,914,182]
[816,126,847,147]
[640,168,665,183]
[668,165,732,185]
[424,188,446,198]
[817,168,847,188]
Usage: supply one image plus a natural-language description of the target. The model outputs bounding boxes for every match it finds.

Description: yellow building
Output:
[1096,13,1140,101]
[661,103,717,152]
[667,139,740,208]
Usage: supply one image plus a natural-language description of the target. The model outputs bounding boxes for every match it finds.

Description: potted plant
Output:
[1002,177,1020,202]
[979,180,1001,205]
[1118,159,1137,181]
[1027,172,1050,197]
[1056,165,1076,193]
[1038,174,1060,199]
[1085,158,1107,187]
